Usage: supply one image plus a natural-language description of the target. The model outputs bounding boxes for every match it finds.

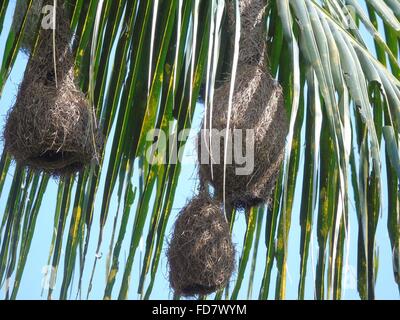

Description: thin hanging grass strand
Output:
[203,0,216,176]
[53,0,58,89]
[223,0,240,218]
[209,0,225,181]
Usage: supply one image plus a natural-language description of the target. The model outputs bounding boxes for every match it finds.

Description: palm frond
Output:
[0,0,399,300]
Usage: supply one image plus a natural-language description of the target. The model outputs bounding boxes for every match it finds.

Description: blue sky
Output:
[0,0,399,300]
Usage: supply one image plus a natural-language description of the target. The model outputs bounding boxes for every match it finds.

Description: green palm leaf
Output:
[0,0,399,300]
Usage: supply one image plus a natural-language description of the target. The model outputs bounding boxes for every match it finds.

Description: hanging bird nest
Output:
[11,0,45,54]
[198,64,288,209]
[3,4,102,177]
[167,193,235,297]
[226,0,267,65]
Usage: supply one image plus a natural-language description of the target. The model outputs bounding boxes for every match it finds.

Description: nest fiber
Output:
[4,5,102,176]
[226,0,267,65]
[167,194,235,297]
[198,64,288,209]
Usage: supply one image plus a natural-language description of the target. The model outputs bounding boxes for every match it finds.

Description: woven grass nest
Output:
[4,4,102,177]
[226,0,267,65]
[198,63,288,209]
[167,193,235,297]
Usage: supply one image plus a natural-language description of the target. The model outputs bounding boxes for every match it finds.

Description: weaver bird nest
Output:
[226,0,267,65]
[198,64,288,209]
[167,193,235,297]
[4,4,102,176]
